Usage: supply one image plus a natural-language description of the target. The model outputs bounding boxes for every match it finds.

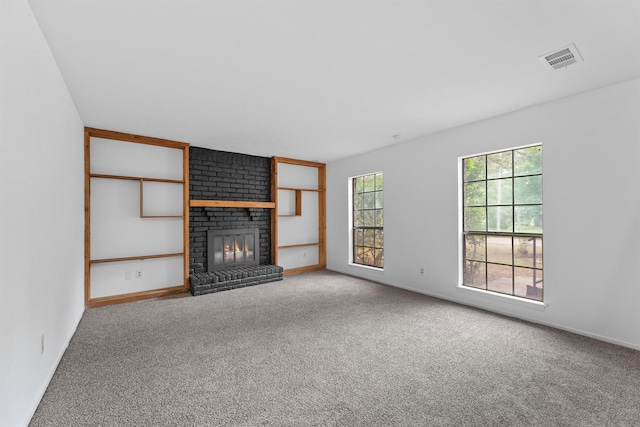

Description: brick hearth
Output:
[189,265,283,296]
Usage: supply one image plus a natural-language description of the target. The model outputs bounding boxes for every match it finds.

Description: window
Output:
[352,172,383,268]
[462,146,543,301]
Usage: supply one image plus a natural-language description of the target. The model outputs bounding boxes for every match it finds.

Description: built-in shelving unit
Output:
[84,128,190,307]
[272,157,326,275]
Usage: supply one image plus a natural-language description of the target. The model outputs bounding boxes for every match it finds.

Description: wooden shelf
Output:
[90,173,183,184]
[283,264,325,277]
[85,285,187,308]
[278,187,323,192]
[190,200,275,209]
[278,242,321,249]
[90,252,184,264]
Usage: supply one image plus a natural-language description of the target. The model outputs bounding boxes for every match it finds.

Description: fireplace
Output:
[207,228,260,271]
[193,226,281,296]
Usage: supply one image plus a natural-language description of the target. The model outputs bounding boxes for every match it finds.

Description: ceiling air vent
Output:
[539,43,582,70]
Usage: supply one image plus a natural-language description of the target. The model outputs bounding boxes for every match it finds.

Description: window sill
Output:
[349,263,384,273]
[456,285,547,311]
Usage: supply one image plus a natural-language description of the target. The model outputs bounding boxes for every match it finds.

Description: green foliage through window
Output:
[353,173,383,268]
[462,146,543,301]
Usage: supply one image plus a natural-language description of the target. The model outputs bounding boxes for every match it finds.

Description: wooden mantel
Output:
[189,200,275,209]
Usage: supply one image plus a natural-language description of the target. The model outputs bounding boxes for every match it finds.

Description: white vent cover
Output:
[539,43,583,70]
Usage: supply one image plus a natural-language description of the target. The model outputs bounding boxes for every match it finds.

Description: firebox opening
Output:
[207,228,260,271]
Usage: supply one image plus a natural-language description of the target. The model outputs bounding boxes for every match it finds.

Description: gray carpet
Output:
[30,270,640,426]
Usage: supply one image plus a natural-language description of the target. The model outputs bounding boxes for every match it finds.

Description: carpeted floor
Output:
[30,270,640,426]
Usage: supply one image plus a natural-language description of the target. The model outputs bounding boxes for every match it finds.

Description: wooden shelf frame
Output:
[139,179,184,218]
[85,127,190,307]
[277,189,303,217]
[272,156,326,276]
[90,174,185,219]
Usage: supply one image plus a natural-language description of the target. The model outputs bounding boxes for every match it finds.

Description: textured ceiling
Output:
[28,0,640,162]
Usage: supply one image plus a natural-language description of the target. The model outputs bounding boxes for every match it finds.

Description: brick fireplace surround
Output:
[188,147,282,295]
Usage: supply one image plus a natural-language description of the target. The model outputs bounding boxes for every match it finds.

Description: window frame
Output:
[460,144,543,302]
[350,172,384,270]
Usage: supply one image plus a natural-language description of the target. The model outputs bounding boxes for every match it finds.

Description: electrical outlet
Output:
[302,252,307,258]
[125,271,133,280]
[41,334,44,354]
[136,270,143,279]
[420,267,424,276]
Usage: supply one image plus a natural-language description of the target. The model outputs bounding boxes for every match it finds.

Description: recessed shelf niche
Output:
[272,157,326,275]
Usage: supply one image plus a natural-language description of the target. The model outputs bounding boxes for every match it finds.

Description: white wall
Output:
[327,78,640,350]
[0,1,85,425]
